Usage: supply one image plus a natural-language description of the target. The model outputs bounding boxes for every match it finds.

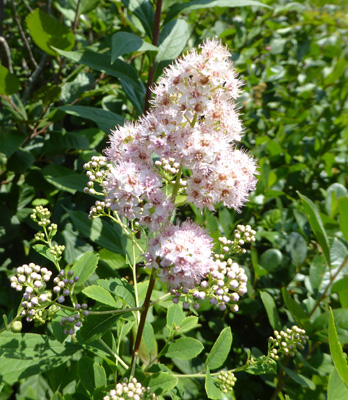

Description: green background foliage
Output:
[1,0,348,399]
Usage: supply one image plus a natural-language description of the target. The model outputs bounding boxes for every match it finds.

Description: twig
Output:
[144,0,163,111]
[73,0,81,33]
[0,36,13,72]
[98,338,129,370]
[22,53,49,103]
[9,0,38,69]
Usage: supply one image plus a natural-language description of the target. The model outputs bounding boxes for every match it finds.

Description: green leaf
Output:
[79,313,121,342]
[325,183,348,218]
[41,164,88,194]
[260,291,282,330]
[286,232,308,267]
[143,320,155,354]
[313,308,348,345]
[167,303,185,330]
[259,249,283,272]
[246,356,277,375]
[0,333,80,384]
[111,32,158,62]
[120,79,145,116]
[165,0,270,24]
[53,49,143,91]
[155,20,190,79]
[0,129,25,158]
[328,367,348,400]
[178,316,199,333]
[205,367,222,399]
[66,209,125,255]
[68,0,100,14]
[82,285,119,307]
[282,288,308,325]
[71,252,99,287]
[205,327,232,370]
[32,244,56,263]
[144,372,178,395]
[0,65,20,95]
[165,337,204,360]
[339,197,348,244]
[328,307,348,388]
[58,105,124,133]
[121,0,154,38]
[298,192,330,265]
[78,357,107,394]
[283,367,316,390]
[332,277,348,308]
[97,278,136,308]
[26,9,75,56]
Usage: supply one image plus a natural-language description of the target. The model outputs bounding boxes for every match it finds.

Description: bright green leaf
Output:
[26,9,75,56]
[339,198,348,244]
[205,367,222,399]
[71,252,99,287]
[260,291,282,330]
[82,285,119,307]
[167,303,185,330]
[165,337,204,360]
[205,327,232,370]
[328,367,348,400]
[0,65,20,95]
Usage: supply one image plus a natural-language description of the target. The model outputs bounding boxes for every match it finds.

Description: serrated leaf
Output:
[71,252,99,287]
[32,244,56,263]
[79,313,121,342]
[178,316,198,333]
[282,288,308,325]
[98,278,136,308]
[205,367,222,399]
[0,65,20,95]
[205,327,232,370]
[0,333,80,384]
[78,357,107,394]
[82,285,119,307]
[26,9,75,56]
[246,356,277,375]
[111,32,158,62]
[58,105,124,133]
[155,19,190,79]
[260,291,282,330]
[121,0,154,38]
[144,372,178,395]
[283,367,316,390]
[328,307,348,388]
[165,337,204,360]
[298,192,330,265]
[165,0,270,24]
[167,303,185,330]
[66,209,125,255]
[53,48,143,91]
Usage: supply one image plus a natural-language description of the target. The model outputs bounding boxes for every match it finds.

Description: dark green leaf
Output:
[41,164,88,194]
[32,244,56,263]
[58,105,124,133]
[79,313,121,342]
[246,356,277,375]
[286,232,308,267]
[97,278,136,308]
[259,249,283,272]
[339,198,348,244]
[0,129,25,158]
[283,367,316,390]
[298,192,330,265]
[260,291,282,330]
[282,288,308,325]
[111,32,157,62]
[121,0,154,38]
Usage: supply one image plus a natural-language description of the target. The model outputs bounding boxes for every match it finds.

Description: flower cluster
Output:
[217,371,237,394]
[60,303,88,336]
[268,326,308,359]
[87,39,257,231]
[53,269,79,303]
[145,220,248,311]
[104,378,158,400]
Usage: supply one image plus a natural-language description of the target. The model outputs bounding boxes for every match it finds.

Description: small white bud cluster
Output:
[155,157,180,176]
[31,206,51,227]
[268,326,308,359]
[88,200,111,220]
[60,303,88,336]
[10,263,52,292]
[217,371,237,394]
[50,244,65,257]
[103,377,158,400]
[219,225,256,256]
[83,156,110,195]
[53,269,79,303]
[177,259,248,312]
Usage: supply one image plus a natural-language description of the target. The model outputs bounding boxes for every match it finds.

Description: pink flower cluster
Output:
[103,38,257,230]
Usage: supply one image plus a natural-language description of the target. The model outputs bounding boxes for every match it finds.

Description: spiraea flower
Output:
[104,377,158,400]
[268,326,308,359]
